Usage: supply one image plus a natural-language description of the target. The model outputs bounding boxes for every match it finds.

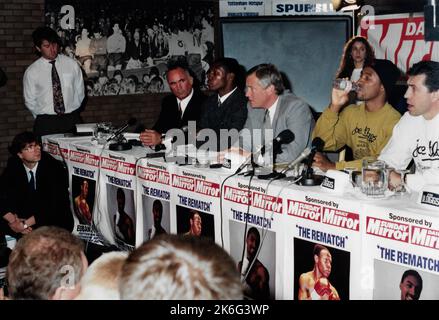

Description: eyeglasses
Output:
[22,143,41,152]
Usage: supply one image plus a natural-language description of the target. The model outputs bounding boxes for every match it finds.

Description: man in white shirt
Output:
[379,60,439,192]
[23,26,85,138]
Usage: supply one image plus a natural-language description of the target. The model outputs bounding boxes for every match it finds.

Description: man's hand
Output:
[313,152,335,172]
[329,84,350,113]
[217,147,250,164]
[140,129,162,146]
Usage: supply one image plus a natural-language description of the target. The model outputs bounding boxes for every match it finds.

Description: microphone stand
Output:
[257,144,286,180]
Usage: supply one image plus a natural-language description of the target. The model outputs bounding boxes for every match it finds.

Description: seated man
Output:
[313,59,401,171]
[140,62,206,148]
[379,60,439,192]
[237,63,314,164]
[119,234,243,299]
[7,226,88,300]
[198,57,248,151]
[0,131,73,235]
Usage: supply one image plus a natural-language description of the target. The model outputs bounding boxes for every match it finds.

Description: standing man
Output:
[198,57,248,151]
[379,61,439,192]
[238,63,314,164]
[74,180,92,225]
[23,26,85,138]
[0,131,73,235]
[298,244,340,300]
[313,59,401,171]
[238,227,270,300]
[140,62,206,147]
[114,188,135,246]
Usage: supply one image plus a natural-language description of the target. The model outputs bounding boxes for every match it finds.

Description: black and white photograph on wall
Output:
[45,0,216,96]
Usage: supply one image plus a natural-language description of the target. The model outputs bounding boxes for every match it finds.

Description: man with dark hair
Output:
[238,227,270,300]
[313,58,401,171]
[237,63,314,164]
[147,199,167,240]
[120,234,242,299]
[198,57,248,151]
[400,269,423,300]
[0,131,73,235]
[74,180,92,225]
[7,226,88,300]
[379,60,439,192]
[114,188,135,246]
[140,62,206,148]
[298,244,340,300]
[23,26,85,138]
[184,210,202,237]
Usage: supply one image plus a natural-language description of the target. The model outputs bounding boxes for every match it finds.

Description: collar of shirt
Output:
[266,97,279,125]
[176,88,194,116]
[23,162,39,182]
[218,87,237,105]
[41,55,59,66]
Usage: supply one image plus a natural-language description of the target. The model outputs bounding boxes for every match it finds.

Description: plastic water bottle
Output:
[333,78,359,92]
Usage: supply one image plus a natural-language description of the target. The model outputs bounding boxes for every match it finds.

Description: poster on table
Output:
[221,176,285,300]
[169,164,222,244]
[359,13,438,73]
[282,186,362,300]
[68,140,107,246]
[136,157,172,246]
[96,148,142,251]
[42,134,91,162]
[361,202,439,300]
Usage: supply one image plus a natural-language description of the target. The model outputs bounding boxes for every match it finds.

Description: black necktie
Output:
[50,60,65,114]
[29,171,35,192]
[178,101,182,119]
[217,96,222,108]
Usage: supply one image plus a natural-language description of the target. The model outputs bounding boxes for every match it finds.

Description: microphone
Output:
[280,147,312,174]
[235,129,295,174]
[155,125,189,152]
[107,117,137,142]
[306,137,325,169]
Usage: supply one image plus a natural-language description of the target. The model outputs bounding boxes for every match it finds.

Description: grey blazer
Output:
[240,92,315,164]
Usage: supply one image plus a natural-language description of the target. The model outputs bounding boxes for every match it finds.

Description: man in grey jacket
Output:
[239,63,314,165]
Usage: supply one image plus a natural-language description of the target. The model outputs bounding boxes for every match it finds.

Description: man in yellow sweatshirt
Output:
[312,59,401,171]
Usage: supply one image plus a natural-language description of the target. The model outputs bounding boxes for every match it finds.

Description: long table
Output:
[42,134,439,300]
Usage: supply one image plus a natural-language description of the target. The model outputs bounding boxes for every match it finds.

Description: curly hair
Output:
[336,36,375,79]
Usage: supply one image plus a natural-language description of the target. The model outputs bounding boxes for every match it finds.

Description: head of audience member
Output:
[337,35,375,78]
[207,57,241,96]
[188,210,202,237]
[405,60,439,120]
[166,62,194,100]
[76,251,128,300]
[7,226,87,300]
[32,26,61,60]
[152,200,163,226]
[245,63,285,109]
[400,269,423,300]
[148,76,164,93]
[119,234,243,299]
[8,131,41,168]
[313,244,332,279]
[356,58,400,103]
[113,70,124,84]
[246,227,261,261]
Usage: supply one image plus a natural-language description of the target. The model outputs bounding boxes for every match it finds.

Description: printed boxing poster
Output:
[282,185,362,300]
[169,165,221,243]
[136,157,172,246]
[42,134,91,162]
[96,148,143,251]
[68,140,106,246]
[361,201,439,300]
[359,13,438,73]
[221,176,286,300]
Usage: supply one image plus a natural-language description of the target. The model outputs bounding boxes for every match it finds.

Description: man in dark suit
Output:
[0,131,73,236]
[198,57,248,151]
[140,62,206,147]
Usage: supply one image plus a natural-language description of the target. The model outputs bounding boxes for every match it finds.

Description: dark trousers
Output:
[33,110,82,139]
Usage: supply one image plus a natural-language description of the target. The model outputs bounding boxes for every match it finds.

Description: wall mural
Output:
[45,0,216,96]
